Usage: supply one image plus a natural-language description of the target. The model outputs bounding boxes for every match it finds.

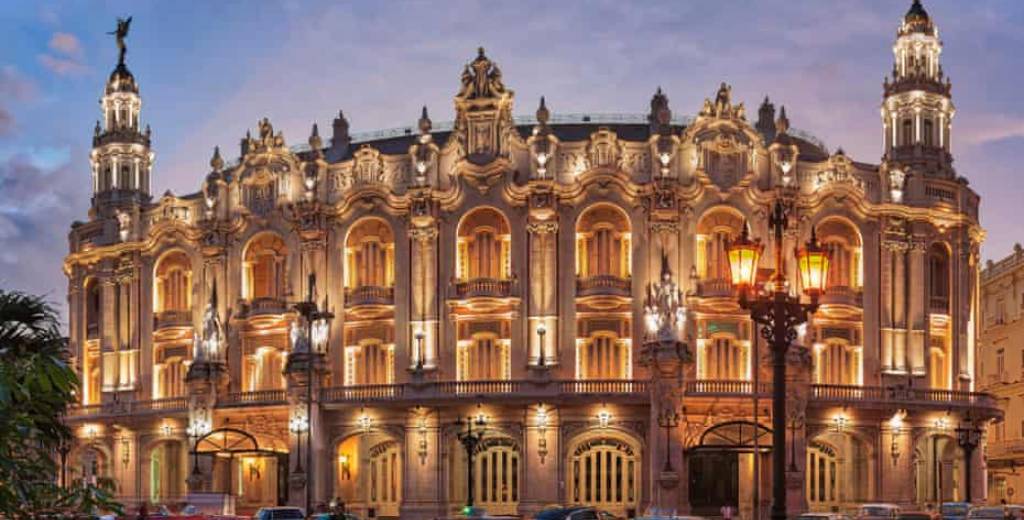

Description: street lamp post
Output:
[536,323,547,367]
[290,272,334,517]
[657,408,681,472]
[455,414,487,516]
[414,330,426,371]
[726,199,830,520]
[955,417,982,503]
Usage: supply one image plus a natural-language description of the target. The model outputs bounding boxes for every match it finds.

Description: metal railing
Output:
[811,384,995,408]
[453,278,513,299]
[344,285,395,307]
[696,278,733,298]
[321,379,648,404]
[820,286,863,307]
[576,275,631,297]
[247,297,288,316]
[68,397,188,418]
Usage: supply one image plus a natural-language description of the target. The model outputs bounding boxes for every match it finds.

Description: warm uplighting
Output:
[358,412,373,433]
[597,409,612,428]
[289,413,310,434]
[934,416,950,431]
[796,227,830,297]
[830,414,849,433]
[889,410,906,434]
[725,223,763,289]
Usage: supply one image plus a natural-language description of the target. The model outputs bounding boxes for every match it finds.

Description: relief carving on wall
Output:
[587,128,623,170]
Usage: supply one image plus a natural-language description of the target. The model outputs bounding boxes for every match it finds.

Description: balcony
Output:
[685,379,770,397]
[988,439,1024,459]
[696,278,733,298]
[345,285,394,307]
[153,309,192,330]
[321,378,649,407]
[576,274,631,297]
[245,297,289,317]
[66,396,188,420]
[218,389,288,407]
[453,278,513,299]
[930,296,950,315]
[811,384,997,410]
[819,285,863,307]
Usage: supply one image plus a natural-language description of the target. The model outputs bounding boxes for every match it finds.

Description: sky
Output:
[1,1,1023,321]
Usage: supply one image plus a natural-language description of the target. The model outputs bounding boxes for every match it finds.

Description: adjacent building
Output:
[980,246,1024,502]
[64,1,998,517]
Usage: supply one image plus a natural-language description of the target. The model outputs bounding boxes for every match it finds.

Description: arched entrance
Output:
[915,433,964,504]
[193,428,288,513]
[807,431,874,511]
[688,421,771,517]
[449,434,521,516]
[565,433,642,517]
[148,439,187,506]
[334,432,403,519]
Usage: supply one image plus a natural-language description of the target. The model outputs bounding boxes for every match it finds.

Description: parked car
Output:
[254,506,307,520]
[942,504,972,520]
[898,511,941,520]
[858,504,901,520]
[801,513,854,520]
[535,507,613,520]
[967,506,1024,520]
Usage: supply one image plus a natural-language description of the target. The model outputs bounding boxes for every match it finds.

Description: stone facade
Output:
[980,246,1024,503]
[64,2,998,518]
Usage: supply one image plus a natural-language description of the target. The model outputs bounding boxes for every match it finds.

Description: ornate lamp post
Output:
[289,272,334,517]
[725,199,830,520]
[414,330,426,371]
[956,416,982,503]
[455,413,487,517]
[536,323,547,367]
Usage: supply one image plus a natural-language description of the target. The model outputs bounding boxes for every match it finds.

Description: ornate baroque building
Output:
[979,246,1024,502]
[64,2,999,517]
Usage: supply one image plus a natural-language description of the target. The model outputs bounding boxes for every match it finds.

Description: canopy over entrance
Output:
[192,427,289,511]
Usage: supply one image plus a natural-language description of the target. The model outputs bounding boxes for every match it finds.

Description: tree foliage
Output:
[0,289,122,518]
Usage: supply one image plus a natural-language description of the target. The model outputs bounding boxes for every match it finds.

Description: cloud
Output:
[49,32,83,58]
[39,32,88,77]
[958,114,1024,147]
[0,66,37,138]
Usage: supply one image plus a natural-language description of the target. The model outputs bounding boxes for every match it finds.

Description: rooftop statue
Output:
[108,16,132,65]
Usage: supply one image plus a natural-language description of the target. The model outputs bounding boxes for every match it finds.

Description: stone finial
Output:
[210,146,224,172]
[331,110,350,148]
[756,96,777,140]
[649,87,671,131]
[776,106,790,135]
[309,123,322,151]
[418,106,432,134]
[536,96,550,127]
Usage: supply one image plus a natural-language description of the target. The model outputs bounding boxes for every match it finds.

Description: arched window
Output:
[345,219,395,290]
[368,441,401,516]
[696,209,746,290]
[807,441,839,507]
[345,341,394,386]
[814,342,861,386]
[929,339,950,390]
[85,279,101,339]
[149,441,185,504]
[154,251,192,313]
[576,205,631,280]
[702,336,747,381]
[578,333,630,380]
[902,118,914,146]
[568,437,640,515]
[923,119,935,146]
[449,437,520,516]
[457,208,511,281]
[929,244,950,313]
[153,343,190,399]
[458,334,509,381]
[243,234,288,301]
[816,218,863,291]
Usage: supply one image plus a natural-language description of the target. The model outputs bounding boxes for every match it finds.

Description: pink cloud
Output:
[38,53,88,76]
[49,32,82,58]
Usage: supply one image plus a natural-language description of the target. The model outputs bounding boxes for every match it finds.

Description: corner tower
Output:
[90,17,153,216]
[882,0,954,178]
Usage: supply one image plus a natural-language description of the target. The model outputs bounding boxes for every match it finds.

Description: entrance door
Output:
[689,451,739,516]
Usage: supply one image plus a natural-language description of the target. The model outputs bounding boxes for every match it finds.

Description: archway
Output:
[193,428,289,512]
[914,433,964,504]
[688,421,771,517]
[449,433,521,516]
[806,430,874,511]
[334,431,403,518]
[565,432,642,517]
[147,439,187,506]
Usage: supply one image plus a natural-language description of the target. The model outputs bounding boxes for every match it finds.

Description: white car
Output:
[255,507,306,520]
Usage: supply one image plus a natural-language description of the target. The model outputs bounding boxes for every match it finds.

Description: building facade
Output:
[64,2,999,517]
[980,246,1024,502]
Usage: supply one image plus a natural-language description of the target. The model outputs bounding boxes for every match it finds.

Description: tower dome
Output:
[106,62,139,95]
[900,0,935,36]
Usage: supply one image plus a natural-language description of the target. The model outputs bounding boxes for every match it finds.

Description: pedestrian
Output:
[136,502,149,520]
[721,504,734,520]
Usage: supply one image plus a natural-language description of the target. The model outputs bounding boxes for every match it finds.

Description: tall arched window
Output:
[576,204,631,280]
[457,208,511,281]
[154,251,192,314]
[568,436,640,516]
[807,441,840,508]
[929,244,951,314]
[578,333,630,380]
[902,118,914,146]
[696,209,746,291]
[814,342,861,386]
[243,234,288,301]
[83,278,101,405]
[702,336,747,380]
[816,218,863,292]
[345,219,395,291]
[449,437,520,516]
[458,334,510,381]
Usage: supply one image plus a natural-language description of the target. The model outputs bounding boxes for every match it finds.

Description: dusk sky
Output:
[1,1,1022,321]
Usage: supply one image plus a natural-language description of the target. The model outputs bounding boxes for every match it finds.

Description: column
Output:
[909,241,927,376]
[862,222,881,384]
[101,276,118,395]
[893,244,908,373]
[527,221,558,368]
[410,226,439,371]
[400,410,445,519]
[518,405,560,517]
[880,243,894,372]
